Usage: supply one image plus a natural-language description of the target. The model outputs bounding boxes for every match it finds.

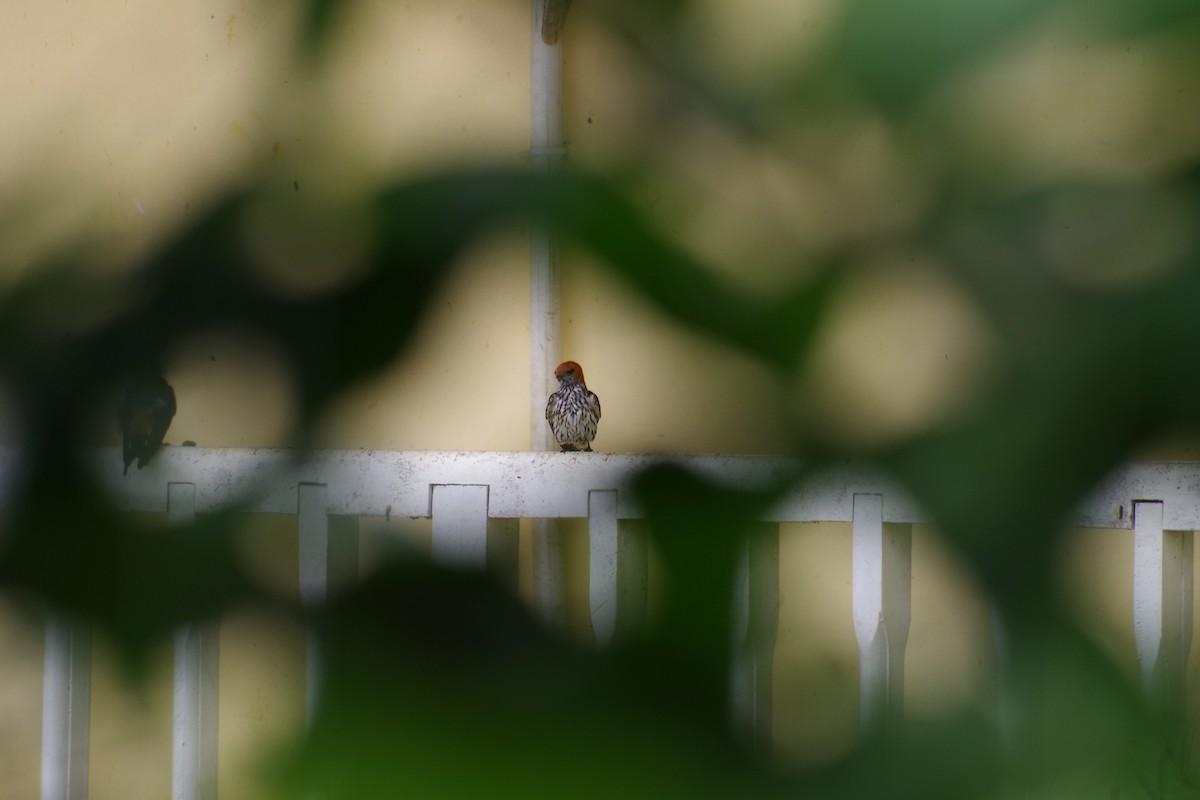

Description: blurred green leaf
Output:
[1,2,1199,796]
[1091,0,1200,36]
[0,467,256,673]
[825,0,1053,110]
[873,182,1200,607]
[282,562,762,800]
[377,169,839,369]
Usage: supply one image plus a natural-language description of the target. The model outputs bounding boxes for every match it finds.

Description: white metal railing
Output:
[14,448,1196,799]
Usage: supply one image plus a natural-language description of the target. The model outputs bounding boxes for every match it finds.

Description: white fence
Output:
[19,448,1198,800]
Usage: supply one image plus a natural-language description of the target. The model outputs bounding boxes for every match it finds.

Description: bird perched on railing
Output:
[119,373,176,474]
[546,360,600,452]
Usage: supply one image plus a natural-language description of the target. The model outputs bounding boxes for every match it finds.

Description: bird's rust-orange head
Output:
[554,360,586,387]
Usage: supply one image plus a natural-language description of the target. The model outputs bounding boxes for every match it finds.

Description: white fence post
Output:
[730,525,780,752]
[41,614,91,800]
[328,515,361,595]
[588,490,646,649]
[170,482,218,800]
[487,516,521,592]
[429,483,518,583]
[431,484,489,570]
[852,493,911,731]
[1132,501,1194,712]
[299,483,355,609]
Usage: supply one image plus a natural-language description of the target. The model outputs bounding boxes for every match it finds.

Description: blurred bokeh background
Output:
[2,0,1200,797]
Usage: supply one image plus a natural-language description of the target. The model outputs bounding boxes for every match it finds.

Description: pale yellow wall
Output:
[1,0,1198,795]
[773,523,993,765]
[0,600,42,798]
[774,522,858,765]
[88,643,173,800]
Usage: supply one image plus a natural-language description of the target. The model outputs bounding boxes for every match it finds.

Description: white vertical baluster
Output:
[990,604,1039,799]
[431,485,490,570]
[1182,533,1196,703]
[989,605,1012,732]
[486,517,520,592]
[530,520,566,626]
[1132,501,1193,711]
[588,490,646,649]
[730,525,780,752]
[41,614,90,800]
[170,482,218,800]
[298,482,327,730]
[852,493,911,731]
[298,484,360,727]
[298,483,331,610]
[328,515,361,596]
[588,489,619,647]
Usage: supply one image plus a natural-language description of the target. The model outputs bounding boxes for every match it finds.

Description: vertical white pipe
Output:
[529,0,564,450]
[530,0,567,626]
[530,1,566,176]
[41,615,90,800]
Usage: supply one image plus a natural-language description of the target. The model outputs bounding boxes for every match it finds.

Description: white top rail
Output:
[0,447,1190,528]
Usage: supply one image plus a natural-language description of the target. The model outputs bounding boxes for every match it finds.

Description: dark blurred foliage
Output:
[3,0,1200,796]
[283,552,762,800]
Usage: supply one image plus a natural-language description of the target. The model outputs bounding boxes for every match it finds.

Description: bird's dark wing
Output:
[148,383,177,457]
[119,376,177,473]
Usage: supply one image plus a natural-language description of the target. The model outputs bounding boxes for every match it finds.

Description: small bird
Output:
[546,360,600,452]
[119,374,177,475]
